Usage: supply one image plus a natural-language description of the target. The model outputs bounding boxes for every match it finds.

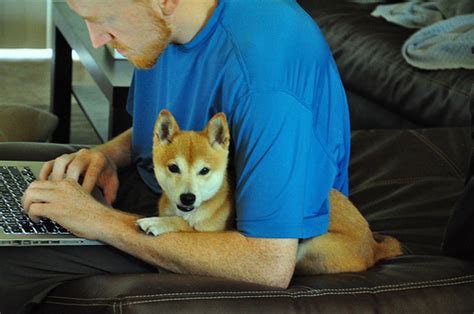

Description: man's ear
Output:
[206,112,230,149]
[156,0,179,16]
[154,109,180,144]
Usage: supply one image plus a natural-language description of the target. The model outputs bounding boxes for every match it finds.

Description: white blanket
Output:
[402,15,474,70]
[372,0,474,29]
[371,0,474,70]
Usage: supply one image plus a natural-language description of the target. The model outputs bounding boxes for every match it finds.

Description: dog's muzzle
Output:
[177,204,195,212]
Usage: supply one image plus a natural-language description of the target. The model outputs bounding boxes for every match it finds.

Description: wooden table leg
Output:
[50,27,72,143]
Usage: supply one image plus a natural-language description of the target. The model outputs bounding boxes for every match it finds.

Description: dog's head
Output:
[152,110,230,213]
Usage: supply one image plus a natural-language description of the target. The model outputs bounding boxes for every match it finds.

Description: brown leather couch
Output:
[299,0,473,132]
[34,128,474,314]
[35,1,474,312]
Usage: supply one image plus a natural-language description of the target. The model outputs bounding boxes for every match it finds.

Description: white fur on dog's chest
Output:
[180,208,217,232]
[181,210,199,227]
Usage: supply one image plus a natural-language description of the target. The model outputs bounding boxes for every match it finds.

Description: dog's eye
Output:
[168,164,180,174]
[199,167,210,175]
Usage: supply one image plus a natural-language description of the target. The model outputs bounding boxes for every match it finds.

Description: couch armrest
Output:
[36,255,474,314]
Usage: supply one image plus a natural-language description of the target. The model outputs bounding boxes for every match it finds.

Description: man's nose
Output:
[85,21,112,48]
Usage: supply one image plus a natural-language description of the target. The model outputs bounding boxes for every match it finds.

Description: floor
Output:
[0,58,102,145]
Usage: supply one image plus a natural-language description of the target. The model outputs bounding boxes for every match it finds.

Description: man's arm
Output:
[94,128,133,168]
[101,210,298,288]
[22,180,297,288]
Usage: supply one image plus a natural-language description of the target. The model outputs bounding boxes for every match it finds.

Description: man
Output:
[0,0,350,312]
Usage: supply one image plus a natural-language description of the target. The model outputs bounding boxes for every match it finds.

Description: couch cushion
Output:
[442,176,474,260]
[298,0,473,128]
[0,105,58,142]
[349,127,471,255]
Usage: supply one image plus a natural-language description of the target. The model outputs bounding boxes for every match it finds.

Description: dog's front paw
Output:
[136,217,173,236]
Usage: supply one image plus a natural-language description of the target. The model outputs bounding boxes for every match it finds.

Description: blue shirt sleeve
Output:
[231,91,340,239]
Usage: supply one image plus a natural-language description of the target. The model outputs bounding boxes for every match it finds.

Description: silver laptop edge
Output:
[0,160,103,246]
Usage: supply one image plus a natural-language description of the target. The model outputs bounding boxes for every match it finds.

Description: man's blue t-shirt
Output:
[126,0,351,239]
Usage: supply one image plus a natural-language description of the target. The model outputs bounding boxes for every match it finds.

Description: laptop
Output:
[0,160,103,246]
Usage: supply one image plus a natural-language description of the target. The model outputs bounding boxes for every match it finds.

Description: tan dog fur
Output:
[137,110,234,236]
[137,110,402,275]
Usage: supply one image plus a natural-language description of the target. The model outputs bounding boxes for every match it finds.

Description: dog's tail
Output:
[372,233,403,261]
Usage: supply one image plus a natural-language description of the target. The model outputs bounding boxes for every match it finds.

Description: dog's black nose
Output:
[180,193,196,206]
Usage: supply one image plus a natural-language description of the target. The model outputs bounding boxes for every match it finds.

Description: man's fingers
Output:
[39,160,54,181]
[67,148,95,182]
[28,203,50,223]
[103,175,119,205]
[21,184,53,217]
[82,156,106,192]
[65,158,88,182]
[81,168,100,193]
[51,154,75,181]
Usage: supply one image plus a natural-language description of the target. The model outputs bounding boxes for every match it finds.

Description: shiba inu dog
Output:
[137,110,402,274]
[136,110,234,235]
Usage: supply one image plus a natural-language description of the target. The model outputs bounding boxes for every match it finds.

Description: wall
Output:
[0,0,49,48]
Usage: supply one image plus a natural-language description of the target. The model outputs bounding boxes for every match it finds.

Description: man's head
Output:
[67,0,173,69]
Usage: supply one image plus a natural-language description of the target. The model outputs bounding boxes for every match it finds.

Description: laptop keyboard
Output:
[0,166,69,235]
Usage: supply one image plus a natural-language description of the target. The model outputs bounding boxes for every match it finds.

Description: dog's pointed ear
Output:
[206,112,230,149]
[154,110,180,144]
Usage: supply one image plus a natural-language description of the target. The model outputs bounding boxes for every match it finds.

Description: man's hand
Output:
[21,178,121,240]
[40,148,119,204]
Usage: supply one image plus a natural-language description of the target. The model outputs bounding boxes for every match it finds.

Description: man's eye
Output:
[199,167,210,175]
[168,164,180,174]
